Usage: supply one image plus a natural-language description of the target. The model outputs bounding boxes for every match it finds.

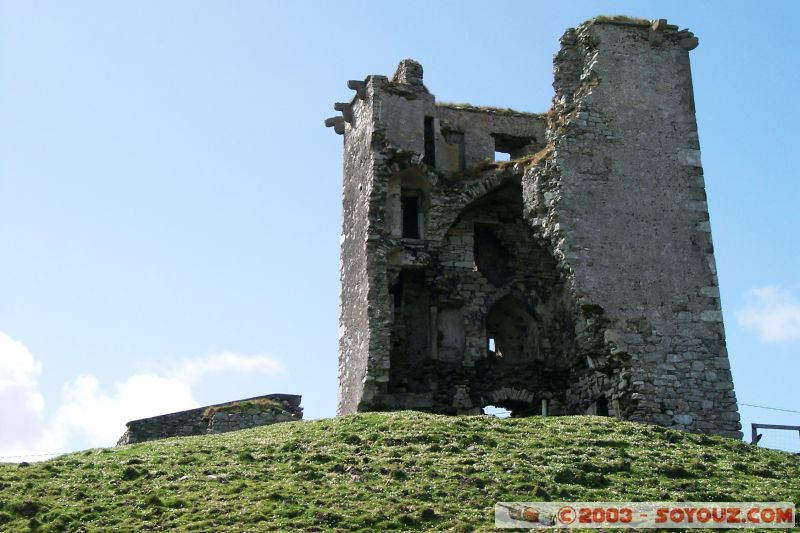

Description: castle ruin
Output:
[326,16,742,438]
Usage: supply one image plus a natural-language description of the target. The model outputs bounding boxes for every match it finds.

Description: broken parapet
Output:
[116,394,302,445]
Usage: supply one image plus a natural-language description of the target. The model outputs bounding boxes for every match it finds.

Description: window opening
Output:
[423,116,436,166]
[401,195,421,239]
[390,274,404,309]
[493,132,537,159]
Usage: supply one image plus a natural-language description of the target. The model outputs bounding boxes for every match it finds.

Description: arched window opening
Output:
[485,295,539,363]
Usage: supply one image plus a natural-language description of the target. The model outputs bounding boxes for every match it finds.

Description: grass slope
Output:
[0,412,798,531]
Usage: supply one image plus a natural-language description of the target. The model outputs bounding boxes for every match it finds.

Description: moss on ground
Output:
[0,412,797,531]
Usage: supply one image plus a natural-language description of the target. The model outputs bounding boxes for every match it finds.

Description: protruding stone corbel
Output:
[678,33,699,50]
[324,116,345,135]
[347,80,366,99]
[334,102,353,123]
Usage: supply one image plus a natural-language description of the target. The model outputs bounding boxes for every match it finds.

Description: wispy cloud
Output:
[168,351,284,384]
[737,285,800,343]
[0,332,286,460]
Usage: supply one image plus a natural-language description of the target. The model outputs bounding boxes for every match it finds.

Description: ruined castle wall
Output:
[117,394,302,445]
[337,80,379,415]
[526,19,740,437]
[332,34,740,436]
[435,104,547,168]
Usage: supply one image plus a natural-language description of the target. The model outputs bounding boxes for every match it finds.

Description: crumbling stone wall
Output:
[117,394,302,445]
[525,17,739,437]
[327,16,741,438]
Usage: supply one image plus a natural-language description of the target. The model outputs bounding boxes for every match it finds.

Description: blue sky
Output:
[1,1,798,459]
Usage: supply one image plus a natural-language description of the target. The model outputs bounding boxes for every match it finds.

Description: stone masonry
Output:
[326,16,741,438]
[117,394,302,445]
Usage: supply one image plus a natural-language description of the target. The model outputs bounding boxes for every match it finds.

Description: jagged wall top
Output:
[391,59,426,88]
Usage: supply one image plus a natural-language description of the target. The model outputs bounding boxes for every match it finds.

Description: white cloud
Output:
[53,374,197,447]
[0,332,57,459]
[0,332,285,461]
[737,285,800,343]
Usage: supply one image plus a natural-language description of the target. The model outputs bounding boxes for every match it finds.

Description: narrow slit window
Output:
[401,195,420,239]
[390,274,403,309]
[423,116,436,166]
[488,336,496,353]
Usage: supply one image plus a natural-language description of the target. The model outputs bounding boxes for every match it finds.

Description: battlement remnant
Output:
[327,16,741,438]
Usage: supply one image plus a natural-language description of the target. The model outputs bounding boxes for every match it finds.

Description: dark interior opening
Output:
[596,396,610,417]
[474,223,513,286]
[423,116,435,166]
[402,195,420,239]
[390,274,403,309]
[389,269,431,393]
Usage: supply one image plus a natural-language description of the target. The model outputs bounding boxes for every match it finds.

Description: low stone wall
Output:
[117,394,302,445]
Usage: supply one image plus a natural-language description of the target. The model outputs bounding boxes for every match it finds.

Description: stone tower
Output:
[326,16,741,438]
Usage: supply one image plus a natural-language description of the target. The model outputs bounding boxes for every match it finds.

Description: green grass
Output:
[0,412,797,531]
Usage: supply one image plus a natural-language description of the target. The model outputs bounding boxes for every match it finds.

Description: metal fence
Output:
[751,423,800,453]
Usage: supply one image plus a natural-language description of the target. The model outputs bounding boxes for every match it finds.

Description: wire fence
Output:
[750,424,800,453]
[740,403,800,414]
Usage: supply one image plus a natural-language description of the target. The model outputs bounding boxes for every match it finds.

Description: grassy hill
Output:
[0,412,797,531]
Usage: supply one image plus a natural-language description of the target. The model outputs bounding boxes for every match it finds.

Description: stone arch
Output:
[480,387,537,417]
[485,387,534,406]
[426,170,522,244]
